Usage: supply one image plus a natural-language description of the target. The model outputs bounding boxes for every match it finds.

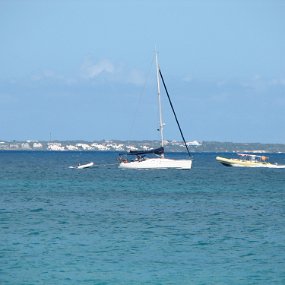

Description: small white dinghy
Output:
[69,162,94,169]
[77,162,94,169]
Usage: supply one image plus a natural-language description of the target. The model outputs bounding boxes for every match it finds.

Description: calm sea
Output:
[1,151,285,284]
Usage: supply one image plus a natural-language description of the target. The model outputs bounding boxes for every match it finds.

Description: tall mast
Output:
[155,52,164,154]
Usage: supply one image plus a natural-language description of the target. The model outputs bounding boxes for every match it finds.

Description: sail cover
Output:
[128,147,164,156]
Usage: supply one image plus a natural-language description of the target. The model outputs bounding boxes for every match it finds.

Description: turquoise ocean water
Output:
[1,151,285,284]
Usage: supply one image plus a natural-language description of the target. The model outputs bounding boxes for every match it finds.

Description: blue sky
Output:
[0,0,284,143]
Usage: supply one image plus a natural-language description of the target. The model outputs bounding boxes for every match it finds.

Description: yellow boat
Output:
[216,153,285,168]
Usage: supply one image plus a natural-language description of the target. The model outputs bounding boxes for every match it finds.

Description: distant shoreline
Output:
[0,140,284,153]
[0,149,284,153]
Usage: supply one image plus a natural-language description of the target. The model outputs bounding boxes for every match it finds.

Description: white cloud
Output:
[240,75,285,92]
[31,69,60,81]
[80,58,146,86]
[270,78,285,86]
[27,58,147,87]
[30,69,78,86]
[81,59,115,79]
[127,69,145,86]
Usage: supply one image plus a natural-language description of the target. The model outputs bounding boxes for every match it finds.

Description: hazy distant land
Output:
[0,140,285,153]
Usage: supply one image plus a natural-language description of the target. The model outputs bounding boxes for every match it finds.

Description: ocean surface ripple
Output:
[1,151,285,284]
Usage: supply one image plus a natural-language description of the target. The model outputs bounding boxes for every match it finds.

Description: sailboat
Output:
[118,52,192,170]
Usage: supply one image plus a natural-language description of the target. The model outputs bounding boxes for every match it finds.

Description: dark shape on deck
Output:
[128,147,164,156]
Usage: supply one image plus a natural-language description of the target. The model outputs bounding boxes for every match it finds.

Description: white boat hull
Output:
[77,162,94,169]
[119,158,192,170]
